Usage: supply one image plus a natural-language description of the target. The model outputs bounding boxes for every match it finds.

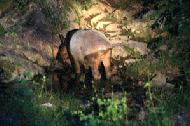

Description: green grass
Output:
[1,78,83,126]
[126,81,190,126]
[1,62,190,126]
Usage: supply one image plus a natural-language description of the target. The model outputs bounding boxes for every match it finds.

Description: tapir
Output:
[56,29,112,80]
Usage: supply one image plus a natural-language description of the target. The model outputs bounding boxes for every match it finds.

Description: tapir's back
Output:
[70,30,111,62]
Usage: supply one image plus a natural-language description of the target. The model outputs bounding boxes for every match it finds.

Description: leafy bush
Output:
[75,95,127,126]
[14,0,30,11]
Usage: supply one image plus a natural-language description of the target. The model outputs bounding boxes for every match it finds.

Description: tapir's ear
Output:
[59,34,65,44]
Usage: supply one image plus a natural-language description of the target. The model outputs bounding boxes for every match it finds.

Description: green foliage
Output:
[1,75,83,126]
[37,0,70,34]
[163,85,190,111]
[0,24,6,36]
[97,97,127,122]
[141,80,172,126]
[74,0,93,10]
[140,80,190,126]
[0,57,15,80]
[0,0,32,14]
[0,0,13,14]
[124,45,141,58]
[104,0,137,9]
[24,70,34,80]
[123,58,157,80]
[121,29,135,37]
[145,11,162,20]
[14,0,30,12]
[141,0,190,77]
[76,95,127,126]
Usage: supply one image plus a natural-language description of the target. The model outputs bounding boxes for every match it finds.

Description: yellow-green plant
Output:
[143,72,172,126]
[75,94,127,126]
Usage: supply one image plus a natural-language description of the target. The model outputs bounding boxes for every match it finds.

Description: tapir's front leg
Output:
[103,49,112,79]
[67,50,80,81]
[73,57,81,80]
[92,59,101,80]
[85,55,101,80]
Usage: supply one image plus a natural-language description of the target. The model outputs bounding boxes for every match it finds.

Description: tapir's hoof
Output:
[93,74,101,80]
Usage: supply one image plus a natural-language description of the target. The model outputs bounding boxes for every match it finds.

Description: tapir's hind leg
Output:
[84,54,101,80]
[98,61,106,80]
[68,52,80,80]
[102,49,111,79]
[92,58,101,80]
[73,57,80,78]
[84,49,112,81]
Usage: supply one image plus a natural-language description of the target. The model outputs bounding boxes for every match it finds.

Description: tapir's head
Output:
[56,34,70,65]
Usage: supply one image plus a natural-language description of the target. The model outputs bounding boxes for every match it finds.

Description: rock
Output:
[80,16,91,29]
[82,2,113,16]
[0,55,44,83]
[105,23,121,32]
[112,46,130,58]
[152,72,166,87]
[77,1,114,29]
[0,12,19,29]
[0,7,62,83]
[112,9,126,21]
[69,22,80,29]
[173,109,190,126]
[96,21,111,29]
[41,102,54,108]
[107,32,123,42]
[23,51,49,66]
[111,40,148,58]
[126,40,149,55]
[118,35,129,42]
[67,0,155,48]
[124,59,139,65]
[91,13,108,26]
[159,44,168,51]
[0,11,59,82]
[151,72,174,88]
[126,20,154,41]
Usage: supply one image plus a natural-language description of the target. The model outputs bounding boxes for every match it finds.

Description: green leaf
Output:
[144,82,151,89]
